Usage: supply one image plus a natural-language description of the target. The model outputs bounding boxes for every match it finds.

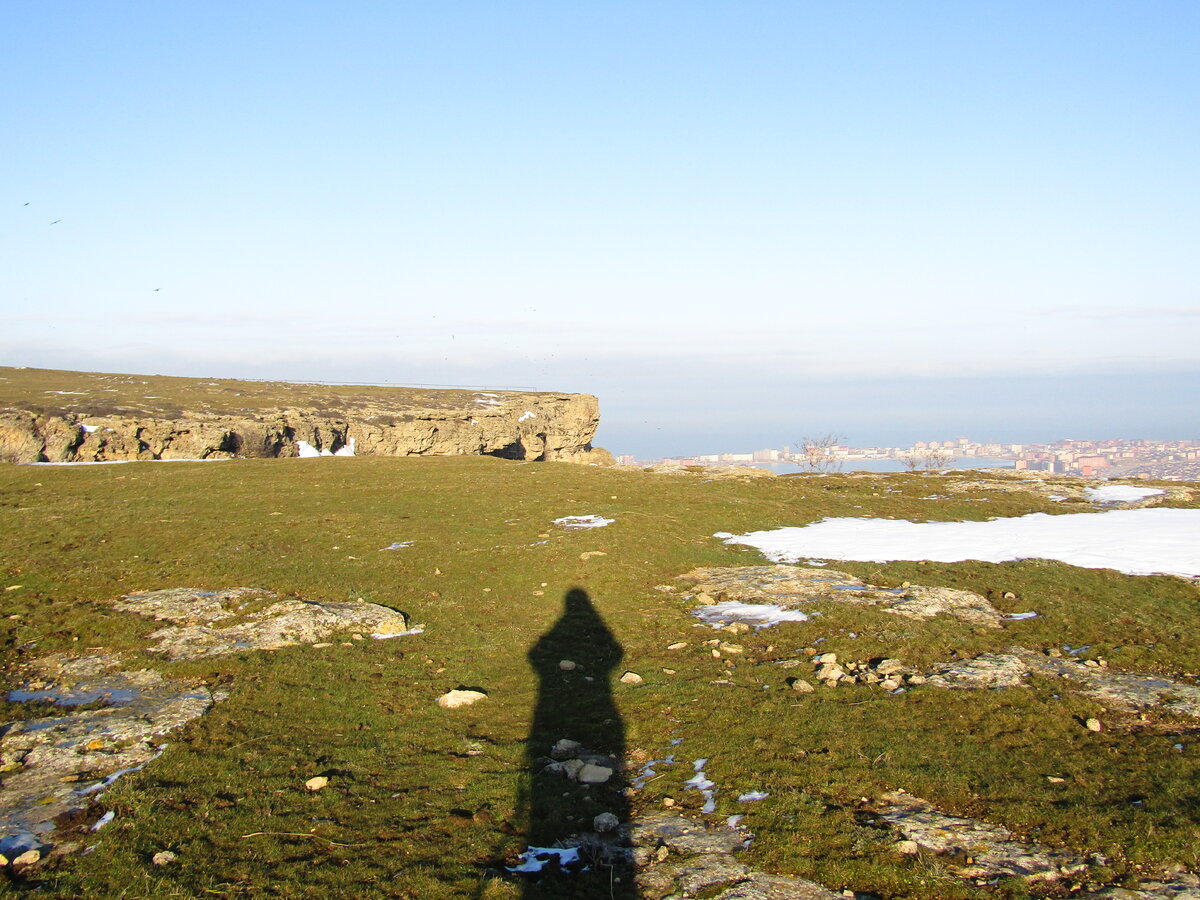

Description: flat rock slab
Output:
[1088,871,1200,898]
[680,565,1002,627]
[872,791,1086,881]
[922,648,1200,717]
[927,653,1030,689]
[631,814,842,900]
[115,588,410,659]
[1015,649,1200,717]
[632,814,750,857]
[1,654,214,858]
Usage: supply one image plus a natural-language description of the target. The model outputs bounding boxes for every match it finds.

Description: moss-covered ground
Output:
[1,457,1198,898]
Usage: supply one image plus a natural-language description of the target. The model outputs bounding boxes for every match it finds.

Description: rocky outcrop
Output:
[0,389,606,464]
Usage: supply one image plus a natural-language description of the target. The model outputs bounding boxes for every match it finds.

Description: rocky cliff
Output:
[0,368,609,464]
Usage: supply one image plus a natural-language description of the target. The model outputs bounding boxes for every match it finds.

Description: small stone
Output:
[667,642,688,650]
[562,759,585,780]
[696,592,715,604]
[151,850,177,866]
[1085,717,1103,732]
[875,658,904,676]
[551,739,581,760]
[816,652,838,664]
[879,678,901,691]
[814,663,844,682]
[577,764,614,784]
[311,642,332,648]
[789,678,815,694]
[662,797,676,807]
[1047,776,1067,783]
[579,551,607,560]
[1003,591,1018,600]
[896,840,920,855]
[725,622,751,635]
[905,674,927,685]
[351,633,363,640]
[559,659,577,671]
[437,689,488,709]
[662,668,676,675]
[711,649,721,658]
[1084,659,1100,668]
[593,812,620,833]
[620,671,644,685]
[0,853,7,866]
[718,642,744,654]
[13,849,41,866]
[802,647,818,657]
[305,776,329,791]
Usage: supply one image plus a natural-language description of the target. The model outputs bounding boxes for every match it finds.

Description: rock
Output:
[0,853,7,867]
[13,849,41,866]
[1086,717,1103,732]
[577,764,614,784]
[719,643,745,655]
[305,776,329,791]
[593,812,620,833]
[113,588,412,660]
[620,671,644,685]
[873,791,1086,881]
[0,653,214,862]
[631,813,748,856]
[814,664,844,682]
[580,551,608,560]
[1015,648,1200,717]
[551,739,582,760]
[927,653,1029,690]
[667,642,689,650]
[879,678,901,691]
[437,689,488,709]
[151,850,178,866]
[816,652,838,665]
[896,840,920,854]
[0,374,605,464]
[679,565,1004,627]
[874,658,905,676]
[558,659,577,671]
[562,759,585,780]
[905,674,927,685]
[713,873,844,899]
[788,678,815,694]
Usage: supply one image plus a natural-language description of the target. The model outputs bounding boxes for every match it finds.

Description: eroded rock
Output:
[680,565,1003,627]
[114,588,411,660]
[0,654,214,859]
[1015,649,1200,717]
[871,791,1086,881]
[926,653,1030,690]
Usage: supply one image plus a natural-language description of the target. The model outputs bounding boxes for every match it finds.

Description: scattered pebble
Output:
[151,850,177,866]
[305,776,329,791]
[437,689,488,709]
[1085,717,1103,732]
[620,671,644,685]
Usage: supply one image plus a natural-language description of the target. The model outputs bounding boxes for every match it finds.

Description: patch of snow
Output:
[694,602,811,629]
[554,515,615,530]
[737,791,769,802]
[727,814,745,827]
[1005,612,1039,621]
[80,423,100,433]
[508,846,581,874]
[518,410,537,422]
[45,390,87,395]
[333,438,356,457]
[380,541,413,551]
[1086,485,1164,504]
[297,441,331,457]
[719,509,1200,578]
[90,811,115,831]
[371,625,425,640]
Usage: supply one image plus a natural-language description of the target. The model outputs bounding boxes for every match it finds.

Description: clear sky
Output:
[3,2,1198,458]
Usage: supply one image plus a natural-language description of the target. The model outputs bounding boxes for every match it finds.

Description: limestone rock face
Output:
[0,379,604,464]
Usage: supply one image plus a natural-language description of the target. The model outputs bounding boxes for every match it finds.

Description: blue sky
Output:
[3,2,1197,457]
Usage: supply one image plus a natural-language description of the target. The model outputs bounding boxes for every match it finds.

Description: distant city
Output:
[618,438,1200,481]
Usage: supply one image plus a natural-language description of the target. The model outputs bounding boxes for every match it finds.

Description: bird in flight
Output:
[50,219,62,225]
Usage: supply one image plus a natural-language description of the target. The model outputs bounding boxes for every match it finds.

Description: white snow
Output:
[508,846,581,874]
[518,410,537,422]
[370,625,425,640]
[718,508,1200,578]
[379,541,413,551]
[333,438,356,457]
[90,810,116,831]
[694,602,811,629]
[1086,485,1164,504]
[80,423,100,433]
[298,440,354,457]
[553,515,615,530]
[737,791,769,802]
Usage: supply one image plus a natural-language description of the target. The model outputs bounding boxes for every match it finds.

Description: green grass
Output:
[1,457,1198,898]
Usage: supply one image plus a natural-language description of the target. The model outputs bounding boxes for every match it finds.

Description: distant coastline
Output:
[761,457,1017,475]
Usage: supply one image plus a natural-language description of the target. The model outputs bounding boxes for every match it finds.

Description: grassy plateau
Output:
[1,455,1198,899]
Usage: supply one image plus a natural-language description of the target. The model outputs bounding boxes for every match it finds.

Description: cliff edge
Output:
[0,367,609,465]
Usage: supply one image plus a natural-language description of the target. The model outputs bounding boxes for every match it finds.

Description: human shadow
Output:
[518,587,637,898]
